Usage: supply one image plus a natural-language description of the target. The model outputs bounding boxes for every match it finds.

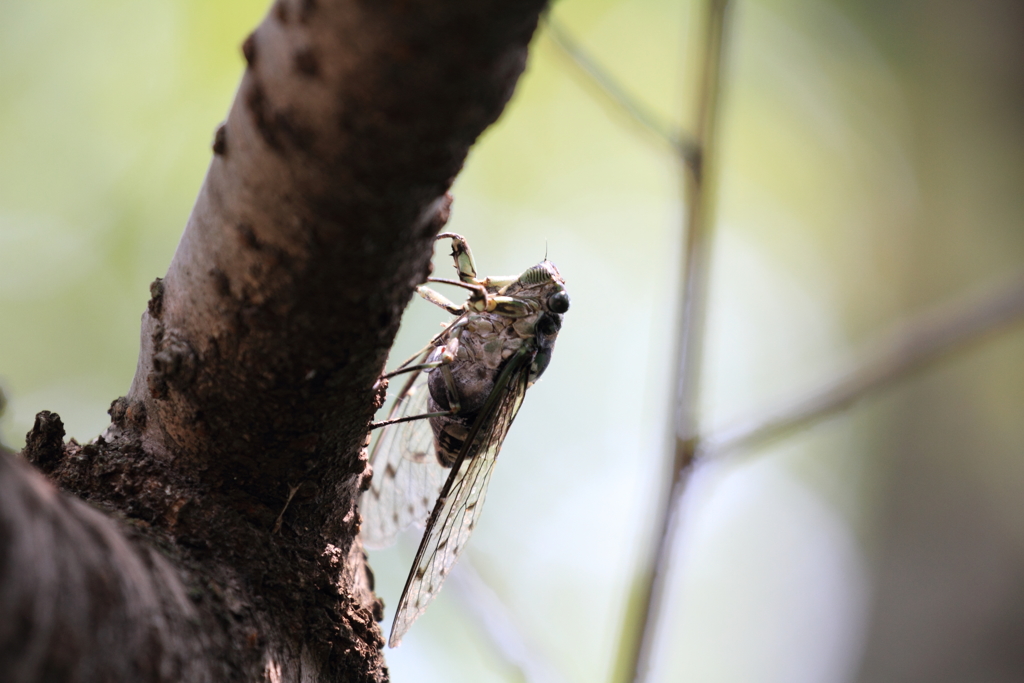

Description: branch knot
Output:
[23,410,66,473]
[148,329,198,400]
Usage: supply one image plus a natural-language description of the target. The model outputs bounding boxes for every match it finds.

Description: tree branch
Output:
[1,444,215,681]
[702,271,1024,458]
[544,17,697,161]
[620,2,731,682]
[5,1,549,680]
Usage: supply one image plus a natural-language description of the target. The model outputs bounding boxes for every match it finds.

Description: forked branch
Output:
[704,272,1024,457]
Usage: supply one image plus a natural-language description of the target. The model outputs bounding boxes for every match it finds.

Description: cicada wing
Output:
[389,349,533,647]
[361,367,449,550]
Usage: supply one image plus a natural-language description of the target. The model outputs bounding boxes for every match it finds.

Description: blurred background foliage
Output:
[2,1,1023,682]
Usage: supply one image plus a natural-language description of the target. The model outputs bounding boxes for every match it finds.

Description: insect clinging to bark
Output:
[360,232,570,647]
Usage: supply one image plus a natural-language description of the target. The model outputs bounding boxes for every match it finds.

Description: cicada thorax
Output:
[425,310,532,467]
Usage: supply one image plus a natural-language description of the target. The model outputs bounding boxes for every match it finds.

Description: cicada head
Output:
[509,260,569,383]
[511,260,570,313]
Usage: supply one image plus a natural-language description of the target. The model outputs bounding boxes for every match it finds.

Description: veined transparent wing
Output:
[361,367,449,550]
[389,347,533,647]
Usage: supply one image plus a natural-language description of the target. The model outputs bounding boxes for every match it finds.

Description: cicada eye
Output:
[548,290,570,314]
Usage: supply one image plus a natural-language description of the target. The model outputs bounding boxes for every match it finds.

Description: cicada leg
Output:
[372,342,463,430]
[431,233,523,309]
[415,284,467,315]
[381,358,445,381]
[436,232,479,283]
[370,410,451,430]
[435,360,462,415]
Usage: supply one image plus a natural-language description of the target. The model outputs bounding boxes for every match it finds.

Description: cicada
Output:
[360,232,570,647]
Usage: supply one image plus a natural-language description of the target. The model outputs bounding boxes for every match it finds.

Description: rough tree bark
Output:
[0,0,548,680]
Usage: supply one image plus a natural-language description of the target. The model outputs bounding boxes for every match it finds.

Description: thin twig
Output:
[620,3,731,683]
[272,483,300,535]
[544,17,698,163]
[702,271,1024,458]
[448,560,567,683]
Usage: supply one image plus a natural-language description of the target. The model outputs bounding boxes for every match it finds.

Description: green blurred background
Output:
[2,1,1023,682]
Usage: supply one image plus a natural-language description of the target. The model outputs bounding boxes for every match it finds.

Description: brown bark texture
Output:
[0,0,548,680]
